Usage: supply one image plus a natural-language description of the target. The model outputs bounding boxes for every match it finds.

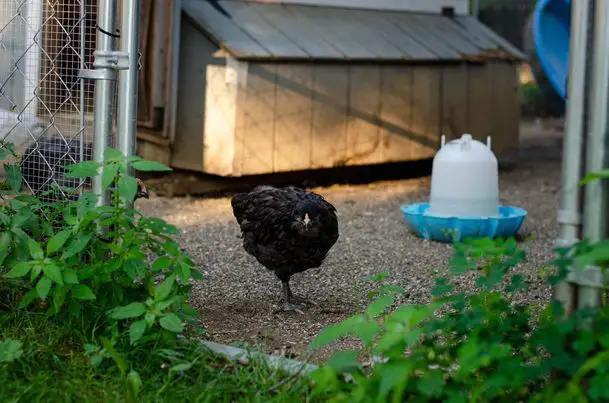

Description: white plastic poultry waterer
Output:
[428,133,499,218]
[400,133,527,243]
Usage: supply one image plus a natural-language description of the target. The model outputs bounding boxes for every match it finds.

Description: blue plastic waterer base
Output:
[400,203,528,243]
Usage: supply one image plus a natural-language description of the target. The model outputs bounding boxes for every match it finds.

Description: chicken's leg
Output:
[276,279,316,314]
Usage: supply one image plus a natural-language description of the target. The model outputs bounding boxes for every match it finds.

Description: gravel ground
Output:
[137,124,563,362]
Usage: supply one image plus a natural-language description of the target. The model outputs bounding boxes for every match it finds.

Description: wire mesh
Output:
[0,0,109,202]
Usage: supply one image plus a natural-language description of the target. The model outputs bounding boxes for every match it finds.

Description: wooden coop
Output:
[136,0,526,177]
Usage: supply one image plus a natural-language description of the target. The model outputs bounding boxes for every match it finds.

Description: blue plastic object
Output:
[531,0,571,100]
[400,203,527,243]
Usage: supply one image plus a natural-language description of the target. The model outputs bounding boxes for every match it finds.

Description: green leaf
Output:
[47,229,72,255]
[0,339,23,363]
[177,262,192,283]
[0,231,12,265]
[104,147,124,162]
[309,315,365,349]
[28,237,44,259]
[36,276,52,300]
[102,164,119,191]
[42,262,63,284]
[589,374,609,400]
[170,362,194,373]
[155,274,176,301]
[4,163,22,192]
[506,274,527,293]
[63,268,79,284]
[109,302,146,320]
[417,371,446,398]
[118,176,138,202]
[129,320,148,345]
[378,361,413,397]
[18,289,38,309]
[131,160,172,172]
[431,277,454,298]
[580,169,609,186]
[62,234,92,259]
[159,313,184,333]
[125,370,142,403]
[326,350,361,373]
[64,160,102,178]
[52,284,69,312]
[72,284,96,300]
[365,295,394,318]
[3,262,31,278]
[353,321,380,346]
[152,255,172,272]
[30,264,42,282]
[145,312,156,326]
[100,337,128,376]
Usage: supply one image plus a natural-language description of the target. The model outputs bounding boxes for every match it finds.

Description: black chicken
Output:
[231,185,339,313]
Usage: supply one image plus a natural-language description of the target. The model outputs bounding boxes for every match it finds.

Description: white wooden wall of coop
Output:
[179,59,519,177]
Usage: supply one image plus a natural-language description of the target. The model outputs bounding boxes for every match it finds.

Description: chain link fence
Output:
[0,0,127,202]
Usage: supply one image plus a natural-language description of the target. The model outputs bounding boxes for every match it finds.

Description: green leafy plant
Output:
[308,233,609,402]
[0,145,201,369]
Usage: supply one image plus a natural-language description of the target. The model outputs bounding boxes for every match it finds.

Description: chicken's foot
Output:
[274,280,316,314]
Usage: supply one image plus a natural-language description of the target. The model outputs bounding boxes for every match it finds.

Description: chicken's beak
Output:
[303,213,311,229]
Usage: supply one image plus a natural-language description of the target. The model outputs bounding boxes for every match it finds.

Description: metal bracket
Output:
[93,50,130,70]
[557,209,582,226]
[78,50,131,81]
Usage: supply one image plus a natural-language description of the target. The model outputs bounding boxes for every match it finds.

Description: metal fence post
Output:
[117,0,141,208]
[89,0,118,206]
[554,0,591,314]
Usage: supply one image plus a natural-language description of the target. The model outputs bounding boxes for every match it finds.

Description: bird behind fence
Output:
[20,134,148,203]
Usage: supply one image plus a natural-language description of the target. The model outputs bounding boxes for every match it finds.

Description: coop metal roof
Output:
[182,0,527,62]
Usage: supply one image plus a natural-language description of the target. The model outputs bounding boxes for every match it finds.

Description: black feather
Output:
[20,135,92,203]
[231,185,339,282]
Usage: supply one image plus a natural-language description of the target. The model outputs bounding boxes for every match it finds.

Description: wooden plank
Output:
[366,12,438,60]
[171,18,207,171]
[346,65,383,165]
[247,3,345,59]
[378,66,414,162]
[490,62,520,155]
[182,0,271,58]
[201,58,240,176]
[385,12,462,60]
[220,1,309,58]
[273,64,314,172]
[239,64,277,175]
[310,65,349,168]
[410,66,442,158]
[466,64,494,145]
[440,64,469,142]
